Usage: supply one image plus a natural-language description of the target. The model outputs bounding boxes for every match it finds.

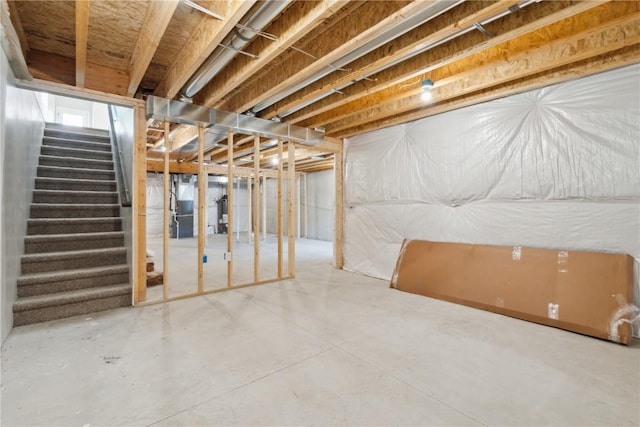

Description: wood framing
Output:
[163,121,170,300]
[253,135,260,282]
[226,129,234,287]
[133,104,147,304]
[277,137,283,278]
[197,125,205,293]
[0,0,30,80]
[75,0,90,88]
[6,0,29,59]
[287,142,295,277]
[334,140,344,269]
[127,0,179,96]
[154,0,257,98]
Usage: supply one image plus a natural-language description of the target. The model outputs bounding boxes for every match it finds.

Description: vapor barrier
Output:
[344,64,640,315]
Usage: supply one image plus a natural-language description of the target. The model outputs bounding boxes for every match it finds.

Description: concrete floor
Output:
[2,238,639,426]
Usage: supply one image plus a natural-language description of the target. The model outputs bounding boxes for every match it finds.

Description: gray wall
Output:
[1,49,45,343]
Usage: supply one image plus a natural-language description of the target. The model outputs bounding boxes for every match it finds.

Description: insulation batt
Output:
[343,64,640,316]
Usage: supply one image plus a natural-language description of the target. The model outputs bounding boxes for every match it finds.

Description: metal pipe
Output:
[181,1,289,100]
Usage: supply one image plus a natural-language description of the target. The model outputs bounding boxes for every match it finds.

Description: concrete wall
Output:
[1,50,45,343]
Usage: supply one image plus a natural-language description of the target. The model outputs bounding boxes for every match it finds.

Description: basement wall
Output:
[0,50,45,343]
[343,64,640,315]
[305,170,334,241]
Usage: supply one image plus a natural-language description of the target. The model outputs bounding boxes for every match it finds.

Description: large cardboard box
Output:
[391,240,635,344]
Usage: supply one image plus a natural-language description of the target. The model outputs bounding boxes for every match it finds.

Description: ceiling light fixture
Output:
[421,79,434,102]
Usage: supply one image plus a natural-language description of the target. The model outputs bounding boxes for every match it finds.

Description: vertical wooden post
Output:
[226,129,234,287]
[287,142,295,277]
[262,174,267,241]
[253,135,260,282]
[133,105,147,303]
[277,138,283,278]
[197,125,205,293]
[247,175,252,243]
[162,121,170,300]
[335,142,344,269]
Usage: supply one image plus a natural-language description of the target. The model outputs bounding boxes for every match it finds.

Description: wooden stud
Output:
[146,159,283,178]
[154,0,257,98]
[197,124,205,293]
[75,0,90,88]
[253,135,260,282]
[163,121,170,300]
[277,138,283,278]
[227,129,234,286]
[127,0,179,96]
[287,142,295,277]
[334,140,344,269]
[133,104,147,304]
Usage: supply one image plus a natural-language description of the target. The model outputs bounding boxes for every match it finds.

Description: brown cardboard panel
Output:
[391,240,634,344]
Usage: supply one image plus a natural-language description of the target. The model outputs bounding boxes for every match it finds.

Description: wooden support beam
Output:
[287,142,295,277]
[196,0,347,107]
[6,0,29,59]
[133,104,147,304]
[219,1,429,113]
[197,125,205,293]
[0,0,30,80]
[260,0,521,120]
[146,159,287,178]
[163,121,170,300]
[277,137,283,278]
[335,43,640,138]
[327,11,640,136]
[75,0,90,88]
[334,140,343,269]
[154,0,257,98]
[128,0,179,97]
[227,129,234,287]
[289,0,609,128]
[253,135,260,282]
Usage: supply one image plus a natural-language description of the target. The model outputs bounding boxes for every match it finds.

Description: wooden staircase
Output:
[13,124,131,326]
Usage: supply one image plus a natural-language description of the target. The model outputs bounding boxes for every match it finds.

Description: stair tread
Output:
[44,126,110,139]
[36,176,116,184]
[33,189,119,196]
[18,264,129,285]
[25,231,124,242]
[40,154,113,166]
[13,283,130,312]
[22,246,126,262]
[38,164,115,173]
[42,145,113,157]
[43,135,111,146]
[28,216,121,223]
[31,203,120,208]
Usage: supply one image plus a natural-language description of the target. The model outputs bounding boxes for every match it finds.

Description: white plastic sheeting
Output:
[344,64,640,308]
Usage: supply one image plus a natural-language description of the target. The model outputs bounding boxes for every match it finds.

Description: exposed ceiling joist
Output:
[6,0,28,59]
[127,0,179,97]
[154,0,258,99]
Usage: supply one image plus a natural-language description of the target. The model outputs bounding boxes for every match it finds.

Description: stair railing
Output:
[108,106,132,207]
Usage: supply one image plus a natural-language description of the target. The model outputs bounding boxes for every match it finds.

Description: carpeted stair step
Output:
[44,126,111,144]
[17,264,130,297]
[32,189,119,204]
[43,136,112,152]
[30,203,120,218]
[37,165,115,181]
[35,176,117,192]
[39,155,114,171]
[28,217,122,235]
[21,247,127,274]
[24,231,125,254]
[41,145,113,161]
[13,283,131,326]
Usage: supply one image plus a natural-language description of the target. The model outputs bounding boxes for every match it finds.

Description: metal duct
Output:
[146,96,325,145]
[250,0,463,113]
[180,1,289,100]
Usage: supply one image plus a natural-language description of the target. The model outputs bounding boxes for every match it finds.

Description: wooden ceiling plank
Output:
[326,14,640,136]
[154,0,258,99]
[75,0,90,88]
[6,0,29,59]
[127,0,179,96]
[196,0,348,107]
[260,0,522,120]
[218,1,430,113]
[337,44,640,138]
[289,0,610,128]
